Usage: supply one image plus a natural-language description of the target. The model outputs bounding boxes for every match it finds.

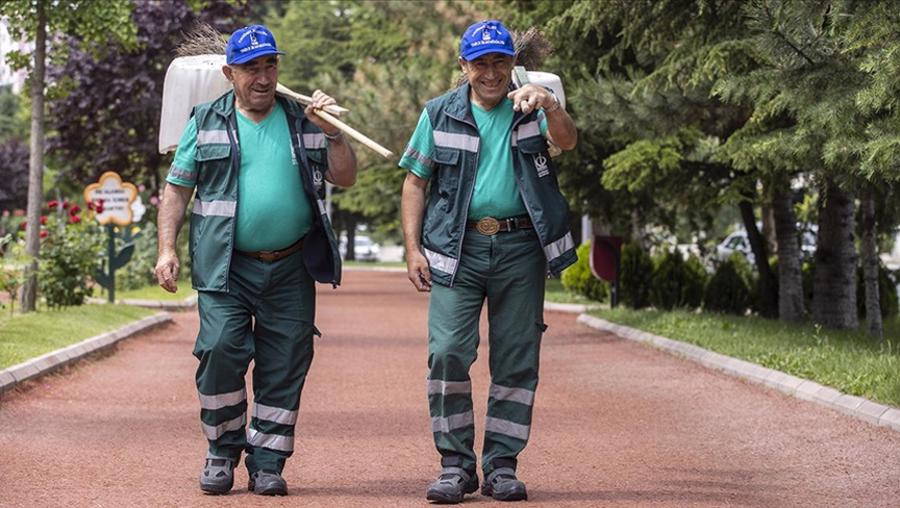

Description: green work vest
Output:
[420,83,577,287]
[188,90,342,292]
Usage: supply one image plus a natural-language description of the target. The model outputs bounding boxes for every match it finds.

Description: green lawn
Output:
[592,307,900,407]
[0,305,155,369]
[112,284,197,301]
[545,278,594,304]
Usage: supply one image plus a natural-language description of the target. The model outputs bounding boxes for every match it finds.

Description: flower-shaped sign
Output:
[83,171,139,226]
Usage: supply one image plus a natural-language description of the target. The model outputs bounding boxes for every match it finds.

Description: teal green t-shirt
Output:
[166,102,313,251]
[399,98,547,220]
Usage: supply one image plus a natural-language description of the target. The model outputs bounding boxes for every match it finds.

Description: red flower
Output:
[96,204,104,214]
[47,200,58,209]
[69,204,81,215]
[69,215,81,224]
[39,230,48,238]
[18,221,26,230]
[62,200,70,210]
[40,215,48,225]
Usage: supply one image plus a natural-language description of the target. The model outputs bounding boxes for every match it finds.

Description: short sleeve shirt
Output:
[399,99,548,220]
[166,102,313,251]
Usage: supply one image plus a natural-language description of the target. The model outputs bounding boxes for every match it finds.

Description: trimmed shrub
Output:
[649,250,707,310]
[561,241,608,302]
[620,242,653,309]
[116,221,159,291]
[704,255,752,314]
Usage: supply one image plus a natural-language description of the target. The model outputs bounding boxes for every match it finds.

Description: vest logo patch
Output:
[534,154,550,178]
[313,169,324,191]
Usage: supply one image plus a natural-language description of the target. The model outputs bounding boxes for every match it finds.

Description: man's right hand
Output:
[406,250,432,292]
[155,250,180,293]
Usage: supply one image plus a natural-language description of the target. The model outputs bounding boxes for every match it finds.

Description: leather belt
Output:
[466,216,533,235]
[235,237,304,262]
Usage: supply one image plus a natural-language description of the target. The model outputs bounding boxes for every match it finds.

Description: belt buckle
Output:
[476,217,500,235]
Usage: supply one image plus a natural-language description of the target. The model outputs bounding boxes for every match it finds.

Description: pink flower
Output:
[150,196,160,206]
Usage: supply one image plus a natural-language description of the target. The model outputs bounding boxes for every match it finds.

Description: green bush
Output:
[39,214,103,308]
[561,241,608,301]
[116,221,159,291]
[704,255,752,314]
[649,250,706,310]
[620,242,653,309]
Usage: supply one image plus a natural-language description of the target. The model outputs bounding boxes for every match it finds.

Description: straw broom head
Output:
[176,22,227,57]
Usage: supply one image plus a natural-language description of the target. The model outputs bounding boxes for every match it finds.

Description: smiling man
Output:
[155,24,356,496]
[399,19,578,504]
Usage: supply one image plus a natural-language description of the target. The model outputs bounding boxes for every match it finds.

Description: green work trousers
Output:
[427,228,547,475]
[194,248,316,475]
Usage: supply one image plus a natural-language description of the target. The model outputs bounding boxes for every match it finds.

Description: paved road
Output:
[1,270,898,507]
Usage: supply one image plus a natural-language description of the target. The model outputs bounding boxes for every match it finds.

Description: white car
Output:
[340,235,381,262]
[716,227,816,264]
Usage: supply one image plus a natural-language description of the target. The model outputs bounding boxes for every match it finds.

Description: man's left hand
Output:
[304,89,342,138]
[507,84,555,115]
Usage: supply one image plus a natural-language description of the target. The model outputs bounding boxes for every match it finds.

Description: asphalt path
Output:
[1,270,898,507]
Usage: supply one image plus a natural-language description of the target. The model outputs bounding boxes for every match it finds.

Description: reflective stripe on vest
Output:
[197,129,231,145]
[404,145,434,169]
[193,199,237,217]
[434,130,480,152]
[544,232,574,263]
[511,120,542,147]
[303,132,327,149]
[424,247,458,275]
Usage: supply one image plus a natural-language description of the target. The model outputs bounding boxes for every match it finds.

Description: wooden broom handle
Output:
[276,83,349,116]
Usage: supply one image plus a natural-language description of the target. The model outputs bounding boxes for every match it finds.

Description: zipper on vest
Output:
[223,113,241,293]
[449,114,480,288]
[509,111,546,258]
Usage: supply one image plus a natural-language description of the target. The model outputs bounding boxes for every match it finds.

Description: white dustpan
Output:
[158,55,231,154]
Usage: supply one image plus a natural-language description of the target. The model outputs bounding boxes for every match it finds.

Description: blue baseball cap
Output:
[460,19,516,61]
[225,25,285,65]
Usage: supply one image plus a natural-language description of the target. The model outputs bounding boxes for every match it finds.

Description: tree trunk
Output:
[739,199,777,318]
[20,0,46,313]
[860,188,882,340]
[346,224,356,261]
[812,181,858,329]
[772,188,805,321]
[762,202,777,255]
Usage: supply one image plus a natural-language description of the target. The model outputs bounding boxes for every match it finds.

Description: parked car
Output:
[339,235,381,262]
[716,226,816,264]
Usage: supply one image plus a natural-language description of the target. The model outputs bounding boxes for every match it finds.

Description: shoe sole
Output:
[426,480,478,504]
[200,483,232,495]
[481,486,528,501]
[248,481,287,496]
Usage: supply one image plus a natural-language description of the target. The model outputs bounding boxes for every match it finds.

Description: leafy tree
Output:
[47,0,252,191]
[0,0,137,312]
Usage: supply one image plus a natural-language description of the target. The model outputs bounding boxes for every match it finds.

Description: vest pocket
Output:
[432,147,461,198]
[195,144,231,161]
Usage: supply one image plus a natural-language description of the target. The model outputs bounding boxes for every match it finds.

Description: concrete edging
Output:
[0,312,173,394]
[576,314,900,433]
[87,294,198,310]
[544,301,602,314]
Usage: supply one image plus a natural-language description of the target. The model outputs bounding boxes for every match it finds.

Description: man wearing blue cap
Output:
[155,24,356,496]
[399,19,577,503]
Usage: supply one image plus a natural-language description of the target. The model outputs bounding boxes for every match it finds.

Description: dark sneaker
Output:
[426,466,479,504]
[199,457,237,495]
[481,467,527,501]
[248,470,288,496]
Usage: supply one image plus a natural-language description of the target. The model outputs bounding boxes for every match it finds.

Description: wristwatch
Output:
[543,89,561,113]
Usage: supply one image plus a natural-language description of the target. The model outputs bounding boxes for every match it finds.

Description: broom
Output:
[161,23,393,158]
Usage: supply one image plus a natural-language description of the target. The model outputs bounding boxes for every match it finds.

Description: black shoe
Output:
[481,467,527,501]
[426,466,479,504]
[199,457,237,495]
[248,470,288,496]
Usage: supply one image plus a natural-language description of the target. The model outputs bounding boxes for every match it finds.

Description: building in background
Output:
[0,18,30,93]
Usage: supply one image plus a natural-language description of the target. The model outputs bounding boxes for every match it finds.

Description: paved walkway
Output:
[0,270,898,507]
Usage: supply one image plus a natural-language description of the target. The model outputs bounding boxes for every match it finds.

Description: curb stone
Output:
[544,301,602,314]
[576,313,900,433]
[0,312,172,394]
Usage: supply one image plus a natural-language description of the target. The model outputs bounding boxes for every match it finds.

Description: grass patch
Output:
[111,284,196,302]
[592,307,900,407]
[545,277,593,304]
[0,304,154,369]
